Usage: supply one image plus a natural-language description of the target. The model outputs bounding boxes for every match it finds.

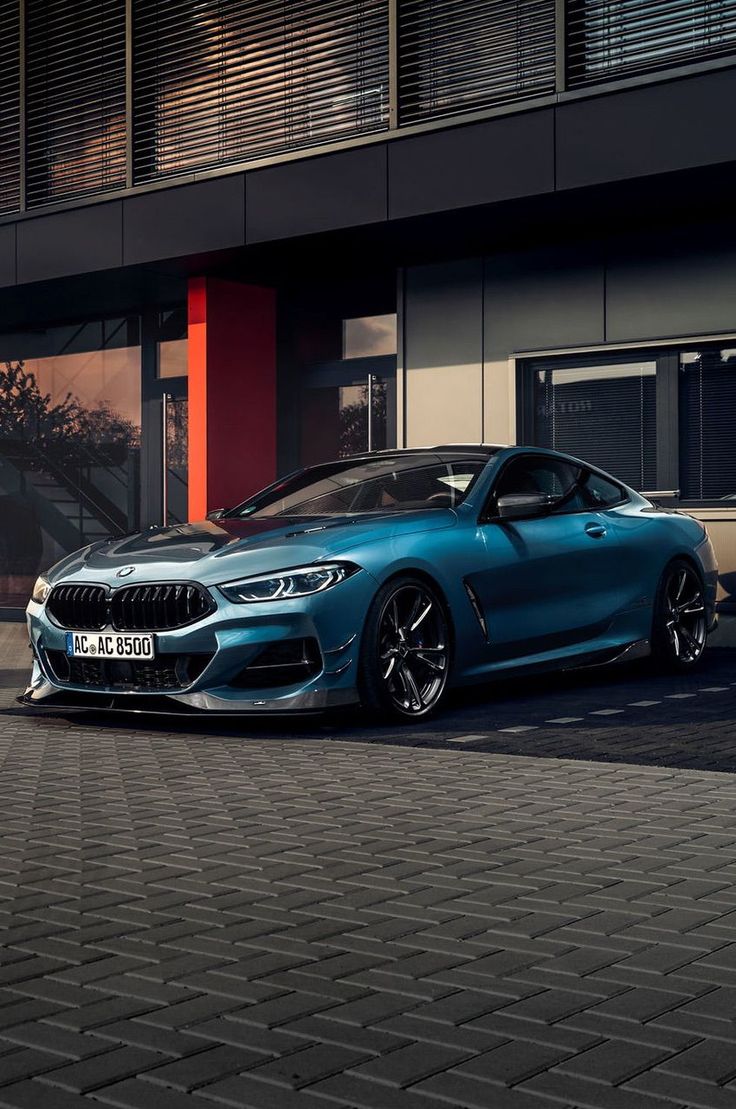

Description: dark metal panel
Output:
[123,177,245,265]
[0,223,16,288]
[557,69,736,191]
[246,146,388,244]
[388,110,554,219]
[606,230,736,342]
[16,201,123,284]
[484,245,605,359]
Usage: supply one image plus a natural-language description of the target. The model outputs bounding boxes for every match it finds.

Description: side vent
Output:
[464,580,489,641]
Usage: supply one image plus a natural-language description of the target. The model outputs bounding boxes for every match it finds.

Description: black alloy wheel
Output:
[652,559,707,671]
[359,576,451,719]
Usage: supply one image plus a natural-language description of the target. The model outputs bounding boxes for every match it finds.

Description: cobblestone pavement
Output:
[3,627,736,1106]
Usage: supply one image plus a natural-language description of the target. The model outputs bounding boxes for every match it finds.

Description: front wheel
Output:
[358,576,451,720]
[651,559,707,672]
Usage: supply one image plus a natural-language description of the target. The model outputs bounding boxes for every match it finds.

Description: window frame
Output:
[516,345,710,504]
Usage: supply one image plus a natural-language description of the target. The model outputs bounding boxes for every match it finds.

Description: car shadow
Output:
[6,649,736,773]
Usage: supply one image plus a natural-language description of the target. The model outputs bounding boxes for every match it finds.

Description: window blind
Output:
[567,0,736,87]
[398,0,556,125]
[25,0,127,207]
[533,361,657,492]
[680,348,736,500]
[133,0,389,183]
[0,0,20,214]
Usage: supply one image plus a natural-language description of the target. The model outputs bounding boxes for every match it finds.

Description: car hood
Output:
[47,510,458,588]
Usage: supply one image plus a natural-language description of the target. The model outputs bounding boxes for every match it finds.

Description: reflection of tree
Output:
[0,361,139,461]
[339,379,386,456]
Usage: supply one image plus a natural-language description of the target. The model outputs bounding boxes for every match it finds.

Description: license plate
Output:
[65,631,155,660]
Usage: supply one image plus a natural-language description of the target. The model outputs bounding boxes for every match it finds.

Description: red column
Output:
[188,277,277,521]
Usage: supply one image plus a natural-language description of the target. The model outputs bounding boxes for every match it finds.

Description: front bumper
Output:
[22,569,376,714]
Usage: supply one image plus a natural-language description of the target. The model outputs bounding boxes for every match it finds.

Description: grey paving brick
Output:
[413,1070,556,1108]
[456,1039,573,1085]
[658,1039,736,1084]
[351,1041,471,1088]
[521,1070,687,1108]
[91,1076,213,1109]
[555,1039,675,1085]
[246,1042,370,1089]
[0,1080,93,1108]
[35,1046,162,1093]
[143,1044,266,1090]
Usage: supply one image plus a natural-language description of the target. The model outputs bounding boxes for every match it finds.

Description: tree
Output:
[0,361,139,461]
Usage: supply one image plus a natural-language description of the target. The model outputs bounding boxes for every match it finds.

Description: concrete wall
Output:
[401,231,736,601]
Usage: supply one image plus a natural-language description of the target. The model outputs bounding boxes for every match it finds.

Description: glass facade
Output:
[0,318,141,610]
[0,310,189,612]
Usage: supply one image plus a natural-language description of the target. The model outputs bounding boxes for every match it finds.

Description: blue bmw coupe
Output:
[22,445,718,720]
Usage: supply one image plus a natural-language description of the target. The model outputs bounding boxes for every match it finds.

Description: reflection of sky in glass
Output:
[26,348,142,428]
[343,315,397,359]
[541,362,656,385]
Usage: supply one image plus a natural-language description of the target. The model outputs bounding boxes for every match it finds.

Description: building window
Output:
[680,348,736,500]
[567,0,736,87]
[0,0,20,214]
[399,0,556,124]
[531,357,657,492]
[0,318,141,610]
[343,314,397,359]
[522,343,736,504]
[25,0,127,206]
[133,0,389,182]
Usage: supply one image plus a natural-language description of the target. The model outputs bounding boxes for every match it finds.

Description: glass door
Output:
[141,308,188,528]
[301,355,396,468]
[162,391,188,525]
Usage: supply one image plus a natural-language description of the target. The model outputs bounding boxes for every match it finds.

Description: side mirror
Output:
[497,492,559,521]
[206,508,225,521]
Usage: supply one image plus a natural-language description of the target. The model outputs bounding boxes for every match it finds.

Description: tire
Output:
[358,575,452,720]
[651,558,707,672]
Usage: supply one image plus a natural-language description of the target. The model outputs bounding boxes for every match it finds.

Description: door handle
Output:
[585,522,607,539]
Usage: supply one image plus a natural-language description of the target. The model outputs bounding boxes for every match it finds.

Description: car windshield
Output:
[227,454,492,519]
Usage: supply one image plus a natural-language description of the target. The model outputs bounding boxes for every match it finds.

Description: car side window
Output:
[580,471,626,509]
[487,456,585,517]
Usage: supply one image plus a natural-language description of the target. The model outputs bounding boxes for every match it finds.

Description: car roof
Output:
[343,444,506,462]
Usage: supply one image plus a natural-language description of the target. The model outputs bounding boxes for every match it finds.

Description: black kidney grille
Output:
[47,585,108,630]
[47,582,214,631]
[111,583,213,630]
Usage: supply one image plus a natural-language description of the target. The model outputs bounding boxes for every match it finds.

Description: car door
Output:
[469,454,626,661]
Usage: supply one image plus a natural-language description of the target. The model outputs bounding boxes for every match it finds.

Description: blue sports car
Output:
[22,445,718,720]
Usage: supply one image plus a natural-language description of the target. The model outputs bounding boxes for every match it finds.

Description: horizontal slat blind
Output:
[680,348,736,499]
[133,0,389,183]
[532,361,657,492]
[568,0,736,86]
[25,0,126,207]
[0,0,20,214]
[398,0,556,125]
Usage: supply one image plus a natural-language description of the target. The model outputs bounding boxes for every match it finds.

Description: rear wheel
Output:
[651,558,707,672]
[358,576,451,720]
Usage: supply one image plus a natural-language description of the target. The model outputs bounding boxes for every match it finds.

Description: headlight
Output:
[31,575,51,604]
[218,562,357,603]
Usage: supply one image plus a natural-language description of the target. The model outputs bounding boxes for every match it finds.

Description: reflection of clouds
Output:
[344,315,397,359]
